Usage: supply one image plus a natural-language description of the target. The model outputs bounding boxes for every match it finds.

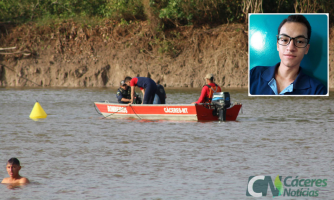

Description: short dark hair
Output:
[124,76,132,82]
[278,15,311,41]
[7,158,20,166]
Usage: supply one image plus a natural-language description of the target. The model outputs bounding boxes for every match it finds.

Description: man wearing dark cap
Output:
[116,80,131,103]
[191,73,222,104]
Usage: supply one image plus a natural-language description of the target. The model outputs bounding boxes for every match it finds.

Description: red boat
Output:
[94,102,242,122]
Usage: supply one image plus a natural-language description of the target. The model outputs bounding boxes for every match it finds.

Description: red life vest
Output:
[204,84,221,103]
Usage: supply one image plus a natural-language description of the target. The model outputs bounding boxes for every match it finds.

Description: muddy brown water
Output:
[0,87,333,199]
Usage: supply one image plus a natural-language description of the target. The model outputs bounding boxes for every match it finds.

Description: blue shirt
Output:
[250,63,327,95]
[116,88,130,103]
[268,78,293,95]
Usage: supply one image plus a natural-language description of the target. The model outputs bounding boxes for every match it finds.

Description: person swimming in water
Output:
[1,158,30,184]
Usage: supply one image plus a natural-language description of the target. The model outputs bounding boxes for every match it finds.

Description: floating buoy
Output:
[29,102,47,119]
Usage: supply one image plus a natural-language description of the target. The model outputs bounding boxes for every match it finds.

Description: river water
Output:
[0,87,333,199]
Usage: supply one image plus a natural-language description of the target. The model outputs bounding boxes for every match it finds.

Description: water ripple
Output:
[0,88,333,199]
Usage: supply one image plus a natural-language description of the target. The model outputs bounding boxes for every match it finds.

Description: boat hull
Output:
[94,102,242,121]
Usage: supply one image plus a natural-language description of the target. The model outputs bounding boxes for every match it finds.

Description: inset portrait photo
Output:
[249,14,328,96]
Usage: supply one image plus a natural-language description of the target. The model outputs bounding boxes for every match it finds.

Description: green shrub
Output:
[101,0,145,20]
[0,0,332,26]
[157,0,244,26]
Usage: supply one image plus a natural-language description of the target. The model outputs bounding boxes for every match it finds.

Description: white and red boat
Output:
[94,92,242,121]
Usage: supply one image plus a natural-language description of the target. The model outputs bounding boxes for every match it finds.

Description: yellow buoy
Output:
[29,102,47,119]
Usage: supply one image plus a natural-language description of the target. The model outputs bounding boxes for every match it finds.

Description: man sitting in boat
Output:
[124,76,157,104]
[116,80,131,104]
[191,73,222,104]
[116,80,142,104]
[153,81,167,104]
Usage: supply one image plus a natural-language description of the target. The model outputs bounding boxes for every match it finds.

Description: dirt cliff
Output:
[0,21,333,88]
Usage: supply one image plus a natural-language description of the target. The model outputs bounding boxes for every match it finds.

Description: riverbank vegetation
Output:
[1,0,333,88]
[1,0,333,28]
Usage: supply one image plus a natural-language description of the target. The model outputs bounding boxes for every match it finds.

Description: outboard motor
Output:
[211,92,230,121]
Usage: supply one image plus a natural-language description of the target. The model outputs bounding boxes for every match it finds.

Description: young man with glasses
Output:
[250,15,327,95]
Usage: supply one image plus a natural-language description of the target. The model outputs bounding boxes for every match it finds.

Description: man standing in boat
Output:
[124,76,157,104]
[191,73,222,104]
[116,80,132,104]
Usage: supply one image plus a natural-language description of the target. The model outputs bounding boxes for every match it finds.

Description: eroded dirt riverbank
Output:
[0,21,333,88]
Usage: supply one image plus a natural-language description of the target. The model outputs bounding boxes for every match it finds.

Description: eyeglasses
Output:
[277,34,309,48]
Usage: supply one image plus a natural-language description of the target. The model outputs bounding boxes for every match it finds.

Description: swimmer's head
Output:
[6,158,22,178]
[7,157,20,166]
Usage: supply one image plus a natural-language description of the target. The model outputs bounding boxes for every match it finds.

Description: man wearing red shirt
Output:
[191,74,222,104]
[124,76,157,104]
